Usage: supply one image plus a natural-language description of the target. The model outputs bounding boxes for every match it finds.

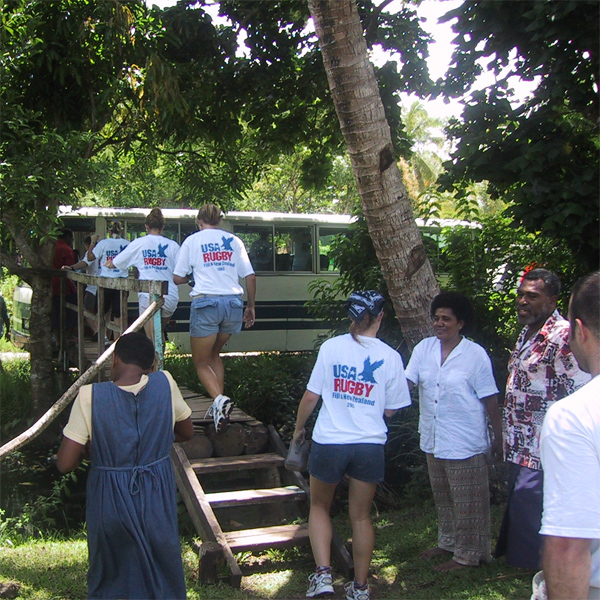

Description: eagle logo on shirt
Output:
[221,236,234,251]
[157,243,168,258]
[358,356,384,384]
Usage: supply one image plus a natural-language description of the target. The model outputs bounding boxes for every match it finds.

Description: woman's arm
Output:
[292,390,320,443]
[174,416,194,442]
[56,437,87,473]
[482,394,503,461]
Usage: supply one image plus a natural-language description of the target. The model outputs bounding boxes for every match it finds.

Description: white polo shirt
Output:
[406,336,499,459]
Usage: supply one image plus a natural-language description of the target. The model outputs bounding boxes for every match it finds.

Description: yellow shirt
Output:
[63,370,192,446]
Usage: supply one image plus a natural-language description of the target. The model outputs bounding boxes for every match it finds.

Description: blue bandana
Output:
[346,290,385,321]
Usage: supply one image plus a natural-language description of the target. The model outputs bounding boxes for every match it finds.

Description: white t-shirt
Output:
[111,234,180,313]
[405,336,499,459]
[540,374,600,590]
[173,228,254,297]
[82,254,99,295]
[308,333,411,445]
[93,237,130,278]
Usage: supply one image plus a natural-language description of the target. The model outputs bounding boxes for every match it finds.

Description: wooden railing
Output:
[58,271,168,372]
[0,274,169,458]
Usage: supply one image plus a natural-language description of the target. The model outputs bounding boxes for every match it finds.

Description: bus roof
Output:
[57,206,481,229]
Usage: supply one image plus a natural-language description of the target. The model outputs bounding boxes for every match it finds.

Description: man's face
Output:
[516,278,557,328]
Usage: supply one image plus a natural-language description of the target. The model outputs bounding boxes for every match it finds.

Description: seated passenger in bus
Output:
[249,231,273,271]
[292,231,312,271]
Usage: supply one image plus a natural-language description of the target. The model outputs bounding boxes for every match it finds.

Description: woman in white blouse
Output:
[405,292,502,572]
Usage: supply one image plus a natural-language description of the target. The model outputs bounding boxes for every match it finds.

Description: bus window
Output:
[126,221,146,241]
[124,221,180,242]
[318,227,344,272]
[274,226,313,272]
[234,225,274,272]
[180,222,198,244]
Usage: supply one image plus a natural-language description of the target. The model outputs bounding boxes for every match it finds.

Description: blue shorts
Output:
[189,295,244,338]
[308,441,385,484]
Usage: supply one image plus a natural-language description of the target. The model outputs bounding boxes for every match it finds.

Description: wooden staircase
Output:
[171,406,354,588]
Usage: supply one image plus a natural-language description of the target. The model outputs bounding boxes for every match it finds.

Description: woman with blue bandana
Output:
[292,291,411,600]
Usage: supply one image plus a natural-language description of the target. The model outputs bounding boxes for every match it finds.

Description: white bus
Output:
[12,207,474,353]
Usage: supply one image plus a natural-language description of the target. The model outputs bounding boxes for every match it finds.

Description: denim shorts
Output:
[308,441,385,484]
[189,294,244,337]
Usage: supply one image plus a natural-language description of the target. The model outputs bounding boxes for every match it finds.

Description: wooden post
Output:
[198,541,224,585]
[153,292,163,368]
[77,281,85,374]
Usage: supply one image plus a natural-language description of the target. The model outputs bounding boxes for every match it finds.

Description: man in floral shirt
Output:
[495,269,590,570]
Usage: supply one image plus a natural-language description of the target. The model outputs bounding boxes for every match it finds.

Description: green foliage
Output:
[0,467,85,546]
[164,351,316,434]
[440,216,585,384]
[0,356,32,440]
[0,268,20,316]
[438,0,599,270]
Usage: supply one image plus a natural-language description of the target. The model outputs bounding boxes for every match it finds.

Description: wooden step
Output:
[223,523,310,553]
[205,486,306,508]
[190,452,285,474]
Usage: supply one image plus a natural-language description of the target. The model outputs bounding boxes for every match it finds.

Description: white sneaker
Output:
[306,571,334,597]
[205,394,234,433]
[344,581,370,600]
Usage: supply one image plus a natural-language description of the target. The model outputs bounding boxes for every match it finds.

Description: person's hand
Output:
[104,258,114,269]
[243,307,255,329]
[61,265,72,270]
[292,427,305,445]
[490,438,503,463]
[90,234,100,244]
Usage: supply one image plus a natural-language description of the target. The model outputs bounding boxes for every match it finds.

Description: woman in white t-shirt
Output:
[292,291,411,600]
[405,291,502,573]
[107,208,180,343]
[173,204,256,434]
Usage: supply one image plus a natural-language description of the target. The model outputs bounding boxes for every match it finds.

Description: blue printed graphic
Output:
[221,236,234,251]
[359,356,384,384]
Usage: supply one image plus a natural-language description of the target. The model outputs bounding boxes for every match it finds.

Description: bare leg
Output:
[348,477,377,585]
[209,332,231,393]
[191,335,223,399]
[308,475,338,568]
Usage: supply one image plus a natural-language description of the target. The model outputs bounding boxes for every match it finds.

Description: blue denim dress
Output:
[86,371,186,599]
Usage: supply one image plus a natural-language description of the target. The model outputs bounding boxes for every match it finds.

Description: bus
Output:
[11,207,475,353]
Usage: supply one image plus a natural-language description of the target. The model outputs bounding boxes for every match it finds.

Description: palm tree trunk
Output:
[308,0,439,349]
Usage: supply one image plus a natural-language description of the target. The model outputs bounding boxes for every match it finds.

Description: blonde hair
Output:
[146,207,165,231]
[197,204,222,226]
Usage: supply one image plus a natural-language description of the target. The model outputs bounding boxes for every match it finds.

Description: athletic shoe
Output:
[344,581,370,600]
[205,394,234,433]
[306,571,334,597]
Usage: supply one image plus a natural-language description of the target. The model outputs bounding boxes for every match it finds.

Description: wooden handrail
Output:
[0,298,164,459]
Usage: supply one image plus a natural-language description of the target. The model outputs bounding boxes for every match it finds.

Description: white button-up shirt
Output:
[406,336,499,459]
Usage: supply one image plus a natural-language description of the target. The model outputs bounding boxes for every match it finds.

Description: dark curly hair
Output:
[115,332,155,370]
[430,291,474,330]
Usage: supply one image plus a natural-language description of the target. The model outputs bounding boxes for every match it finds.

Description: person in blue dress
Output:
[56,332,194,599]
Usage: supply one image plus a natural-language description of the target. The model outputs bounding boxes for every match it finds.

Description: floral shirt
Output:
[503,310,590,470]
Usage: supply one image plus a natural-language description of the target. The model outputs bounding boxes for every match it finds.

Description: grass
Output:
[0,503,533,599]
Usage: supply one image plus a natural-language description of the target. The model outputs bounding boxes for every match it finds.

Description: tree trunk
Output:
[307,0,439,349]
[27,272,57,417]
